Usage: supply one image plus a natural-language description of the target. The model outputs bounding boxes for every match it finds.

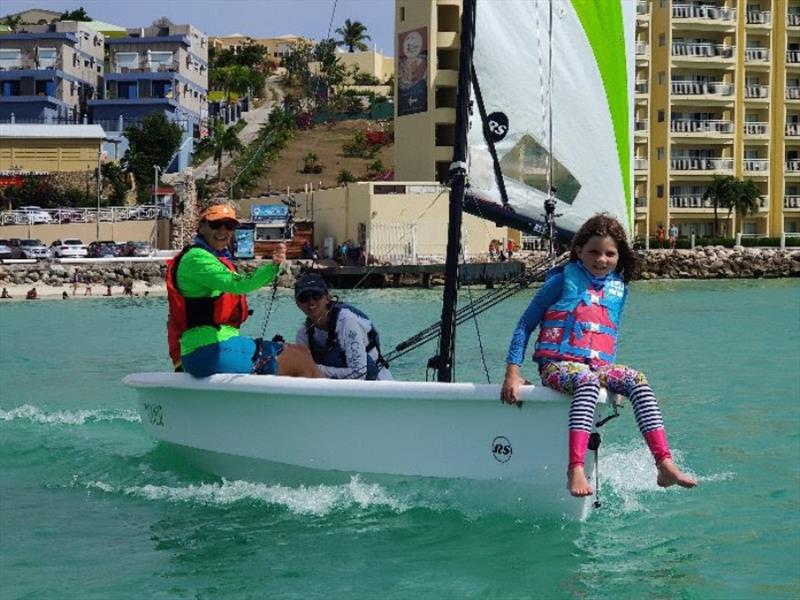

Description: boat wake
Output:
[0,404,141,425]
[82,475,409,516]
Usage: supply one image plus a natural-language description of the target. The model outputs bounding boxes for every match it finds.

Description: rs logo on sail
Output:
[492,436,512,463]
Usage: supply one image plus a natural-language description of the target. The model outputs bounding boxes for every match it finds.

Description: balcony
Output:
[635,41,649,56]
[635,80,648,94]
[745,84,770,99]
[671,42,734,60]
[745,48,770,62]
[789,14,800,27]
[787,50,800,64]
[784,195,800,208]
[671,119,733,134]
[743,159,769,172]
[746,11,771,25]
[0,54,64,71]
[787,123,800,136]
[787,86,800,100]
[786,160,800,172]
[671,157,733,171]
[671,80,733,97]
[670,195,712,208]
[744,122,769,135]
[634,158,648,171]
[672,4,736,22]
[635,196,648,208]
[636,0,649,17]
[635,119,648,134]
[112,58,179,74]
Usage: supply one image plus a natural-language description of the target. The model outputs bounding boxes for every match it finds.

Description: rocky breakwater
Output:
[0,260,296,290]
[636,247,800,280]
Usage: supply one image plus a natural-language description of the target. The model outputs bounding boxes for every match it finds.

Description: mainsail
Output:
[466,0,635,238]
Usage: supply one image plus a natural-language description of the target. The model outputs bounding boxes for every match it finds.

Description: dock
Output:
[308,260,524,288]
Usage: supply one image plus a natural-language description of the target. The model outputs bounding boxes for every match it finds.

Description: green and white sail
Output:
[468,0,635,236]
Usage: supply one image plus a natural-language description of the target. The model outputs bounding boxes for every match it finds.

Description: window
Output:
[400,6,405,21]
[658,33,666,47]
[148,51,174,72]
[115,52,139,72]
[657,147,665,160]
[657,185,664,198]
[37,47,56,69]
[0,48,22,70]
[657,110,665,122]
[658,71,665,85]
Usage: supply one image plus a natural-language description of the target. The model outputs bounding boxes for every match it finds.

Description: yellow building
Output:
[310,49,394,83]
[0,123,105,171]
[637,0,800,238]
[209,34,309,64]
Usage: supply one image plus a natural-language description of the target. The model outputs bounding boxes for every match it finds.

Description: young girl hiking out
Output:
[501,214,697,497]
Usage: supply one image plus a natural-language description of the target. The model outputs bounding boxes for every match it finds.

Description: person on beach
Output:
[500,213,697,497]
[669,223,679,249]
[656,224,665,249]
[70,271,80,296]
[1,287,10,299]
[293,272,392,381]
[26,288,38,300]
[167,203,321,379]
[61,291,69,300]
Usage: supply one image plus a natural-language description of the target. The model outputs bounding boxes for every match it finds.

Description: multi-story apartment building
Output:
[0,20,104,121]
[209,34,308,65]
[89,21,208,136]
[393,0,460,183]
[638,0,800,238]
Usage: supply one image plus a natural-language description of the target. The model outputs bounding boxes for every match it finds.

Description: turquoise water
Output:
[1,280,799,599]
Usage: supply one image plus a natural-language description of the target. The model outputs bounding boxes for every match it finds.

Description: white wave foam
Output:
[84,475,408,516]
[0,404,141,425]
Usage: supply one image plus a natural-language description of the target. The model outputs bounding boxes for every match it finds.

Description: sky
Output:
[3,0,397,54]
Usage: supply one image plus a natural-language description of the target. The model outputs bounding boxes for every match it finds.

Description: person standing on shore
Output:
[70,270,80,296]
[167,204,321,379]
[656,224,666,249]
[669,223,679,249]
[501,214,696,497]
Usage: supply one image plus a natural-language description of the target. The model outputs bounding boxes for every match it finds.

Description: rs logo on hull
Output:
[492,436,512,463]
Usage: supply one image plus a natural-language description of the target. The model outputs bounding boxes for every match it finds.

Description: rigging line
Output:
[326,0,339,39]
[460,243,491,384]
[470,66,509,207]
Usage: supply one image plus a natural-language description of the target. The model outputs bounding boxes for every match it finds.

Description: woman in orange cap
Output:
[166,203,321,378]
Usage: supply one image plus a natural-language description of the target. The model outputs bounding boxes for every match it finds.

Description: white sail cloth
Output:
[468,0,635,236]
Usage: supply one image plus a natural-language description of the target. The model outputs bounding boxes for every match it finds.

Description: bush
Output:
[353,72,380,86]
[342,131,374,158]
[645,235,800,249]
[337,169,357,185]
[302,152,323,174]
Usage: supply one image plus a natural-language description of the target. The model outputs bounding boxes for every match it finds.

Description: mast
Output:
[543,0,558,258]
[434,0,476,383]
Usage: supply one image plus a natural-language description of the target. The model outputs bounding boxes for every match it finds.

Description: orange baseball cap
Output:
[199,204,239,223]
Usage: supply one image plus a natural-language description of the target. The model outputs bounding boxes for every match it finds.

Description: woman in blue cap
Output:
[294,273,393,381]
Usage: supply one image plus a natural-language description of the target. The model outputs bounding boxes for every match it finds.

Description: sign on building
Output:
[397,27,428,117]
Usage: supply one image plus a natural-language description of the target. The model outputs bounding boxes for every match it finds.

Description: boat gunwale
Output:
[122,372,609,404]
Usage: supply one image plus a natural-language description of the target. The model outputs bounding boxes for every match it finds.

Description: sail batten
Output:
[468,0,635,237]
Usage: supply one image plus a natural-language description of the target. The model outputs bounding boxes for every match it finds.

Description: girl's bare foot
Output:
[656,458,697,489]
[567,466,593,497]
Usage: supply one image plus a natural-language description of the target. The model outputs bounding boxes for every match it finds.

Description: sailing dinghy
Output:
[125,0,634,520]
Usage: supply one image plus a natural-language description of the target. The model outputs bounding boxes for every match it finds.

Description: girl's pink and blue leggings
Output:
[539,361,673,468]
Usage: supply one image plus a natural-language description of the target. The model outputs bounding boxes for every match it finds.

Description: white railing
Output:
[787,123,800,136]
[745,48,770,61]
[670,157,734,171]
[635,196,648,208]
[369,221,470,264]
[0,204,168,226]
[786,160,800,172]
[745,84,770,99]
[746,11,771,24]
[635,80,649,94]
[744,122,769,135]
[788,14,800,27]
[635,119,648,132]
[670,195,713,208]
[743,159,769,172]
[670,119,733,133]
[635,41,649,56]
[671,80,733,96]
[636,0,649,16]
[672,4,736,20]
[634,158,649,170]
[784,195,800,208]
[787,50,800,63]
[787,86,800,100]
[672,43,734,59]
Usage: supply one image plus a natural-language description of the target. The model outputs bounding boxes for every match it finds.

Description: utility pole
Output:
[153,165,161,250]
[96,146,102,240]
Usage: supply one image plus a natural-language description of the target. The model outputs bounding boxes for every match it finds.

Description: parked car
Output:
[1,239,25,259]
[87,240,119,258]
[0,242,12,260]
[50,238,88,258]
[18,206,54,224]
[119,240,154,257]
[18,239,52,260]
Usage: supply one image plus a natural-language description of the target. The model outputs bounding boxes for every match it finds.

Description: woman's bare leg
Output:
[276,344,323,378]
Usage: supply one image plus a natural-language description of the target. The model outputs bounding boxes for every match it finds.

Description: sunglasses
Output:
[207,220,238,231]
[297,290,325,304]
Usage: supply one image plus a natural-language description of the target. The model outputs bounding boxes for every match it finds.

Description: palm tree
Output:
[729,179,762,233]
[335,19,371,53]
[208,121,244,180]
[702,175,737,236]
[3,15,23,32]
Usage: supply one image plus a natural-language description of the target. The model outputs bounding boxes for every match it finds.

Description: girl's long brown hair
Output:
[569,214,636,283]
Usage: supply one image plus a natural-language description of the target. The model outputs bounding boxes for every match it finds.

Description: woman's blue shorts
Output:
[181,336,283,378]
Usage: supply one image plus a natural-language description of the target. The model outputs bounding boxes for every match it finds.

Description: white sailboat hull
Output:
[124,373,612,520]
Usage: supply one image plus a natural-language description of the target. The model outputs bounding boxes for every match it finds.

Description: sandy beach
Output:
[0,282,167,302]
